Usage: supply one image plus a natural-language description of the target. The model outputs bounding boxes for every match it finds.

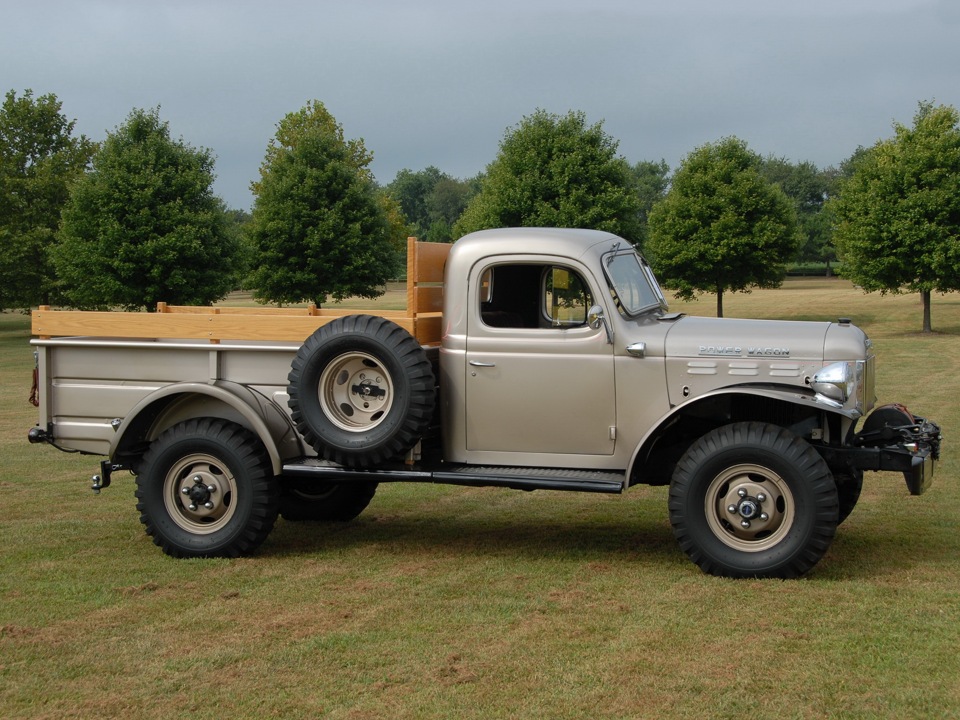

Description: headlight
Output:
[811,361,865,412]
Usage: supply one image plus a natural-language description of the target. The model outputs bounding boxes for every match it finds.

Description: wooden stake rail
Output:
[33,238,450,346]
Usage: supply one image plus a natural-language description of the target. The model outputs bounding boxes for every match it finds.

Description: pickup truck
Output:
[28,227,941,578]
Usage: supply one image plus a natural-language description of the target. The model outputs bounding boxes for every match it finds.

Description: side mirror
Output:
[587,305,604,330]
[587,305,613,344]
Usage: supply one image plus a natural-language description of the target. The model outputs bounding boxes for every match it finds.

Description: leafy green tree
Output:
[386,167,477,243]
[0,89,94,309]
[829,102,960,333]
[454,109,643,242]
[760,156,835,270]
[226,208,255,289]
[628,159,670,250]
[387,166,445,236]
[647,137,801,317]
[247,101,399,306]
[424,175,478,242]
[55,108,237,310]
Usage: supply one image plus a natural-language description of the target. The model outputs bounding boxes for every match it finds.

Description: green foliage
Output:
[628,159,670,250]
[0,89,95,309]
[454,109,643,242]
[829,101,960,332]
[54,108,237,310]
[386,167,477,243]
[647,137,801,316]
[247,101,400,306]
[760,156,836,268]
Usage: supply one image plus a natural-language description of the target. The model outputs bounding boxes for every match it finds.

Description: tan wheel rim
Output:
[704,463,795,552]
[163,453,238,534]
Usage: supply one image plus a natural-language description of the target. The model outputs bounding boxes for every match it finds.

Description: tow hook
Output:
[91,460,123,494]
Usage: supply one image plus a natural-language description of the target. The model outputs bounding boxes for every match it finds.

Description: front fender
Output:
[110,381,302,474]
[626,385,857,484]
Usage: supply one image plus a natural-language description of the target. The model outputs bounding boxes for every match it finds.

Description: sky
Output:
[4,0,959,211]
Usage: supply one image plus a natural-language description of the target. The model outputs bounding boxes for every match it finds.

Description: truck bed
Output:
[32,238,449,346]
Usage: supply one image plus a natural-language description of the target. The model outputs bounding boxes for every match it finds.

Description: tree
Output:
[454,109,643,242]
[387,166,445,236]
[828,102,960,333]
[247,101,400,306]
[628,159,670,250]
[54,108,238,310]
[0,89,94,309]
[760,156,835,271]
[646,137,801,317]
[386,167,478,243]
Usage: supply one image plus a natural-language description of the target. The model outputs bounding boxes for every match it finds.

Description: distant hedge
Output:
[786,263,841,277]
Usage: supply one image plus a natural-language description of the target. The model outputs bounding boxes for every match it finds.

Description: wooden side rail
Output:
[407,237,449,346]
[32,238,451,346]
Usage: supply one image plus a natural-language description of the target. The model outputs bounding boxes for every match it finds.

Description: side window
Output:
[479,263,593,329]
[544,267,592,326]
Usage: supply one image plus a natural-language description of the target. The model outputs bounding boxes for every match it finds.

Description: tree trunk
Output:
[921,289,932,333]
[716,288,724,318]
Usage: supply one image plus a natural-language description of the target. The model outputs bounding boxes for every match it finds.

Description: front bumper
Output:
[819,407,941,495]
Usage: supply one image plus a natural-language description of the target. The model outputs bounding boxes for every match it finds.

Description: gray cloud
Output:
[3,0,957,209]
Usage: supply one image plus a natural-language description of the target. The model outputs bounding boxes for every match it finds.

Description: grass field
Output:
[2,279,958,719]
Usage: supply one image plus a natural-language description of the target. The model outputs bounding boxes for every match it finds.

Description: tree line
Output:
[2,90,958,331]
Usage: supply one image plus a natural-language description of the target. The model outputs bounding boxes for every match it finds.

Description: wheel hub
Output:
[706,465,795,552]
[163,455,237,534]
[726,487,771,528]
[181,473,219,512]
[319,352,395,432]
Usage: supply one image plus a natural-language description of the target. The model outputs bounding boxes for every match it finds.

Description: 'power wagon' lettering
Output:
[748,347,790,357]
[698,345,791,357]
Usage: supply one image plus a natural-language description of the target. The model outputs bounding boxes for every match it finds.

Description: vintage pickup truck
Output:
[29,227,941,578]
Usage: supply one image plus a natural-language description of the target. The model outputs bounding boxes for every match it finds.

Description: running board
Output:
[281,458,626,494]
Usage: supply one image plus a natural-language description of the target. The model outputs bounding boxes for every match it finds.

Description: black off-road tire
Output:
[135,418,280,558]
[835,469,864,525]
[278,478,378,522]
[668,422,839,579]
[287,315,435,468]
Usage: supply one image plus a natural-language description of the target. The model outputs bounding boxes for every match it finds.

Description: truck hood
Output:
[662,315,831,362]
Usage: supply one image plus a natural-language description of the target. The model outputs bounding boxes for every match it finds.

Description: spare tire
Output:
[288,315,435,468]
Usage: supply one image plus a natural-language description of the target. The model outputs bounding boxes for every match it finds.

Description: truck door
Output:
[464,260,616,457]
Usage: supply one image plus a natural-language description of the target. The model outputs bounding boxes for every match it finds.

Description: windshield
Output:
[603,252,667,316]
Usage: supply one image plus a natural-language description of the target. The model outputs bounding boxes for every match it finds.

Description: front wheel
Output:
[135,418,280,558]
[668,422,838,578]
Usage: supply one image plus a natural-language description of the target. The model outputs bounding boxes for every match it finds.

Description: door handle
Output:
[469,360,496,367]
[626,342,646,358]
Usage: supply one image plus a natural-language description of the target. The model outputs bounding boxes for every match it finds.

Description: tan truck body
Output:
[29,228,941,578]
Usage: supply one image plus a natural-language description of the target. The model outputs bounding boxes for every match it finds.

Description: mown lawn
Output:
[1,279,958,719]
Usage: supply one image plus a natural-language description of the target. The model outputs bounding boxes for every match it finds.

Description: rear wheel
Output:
[668,422,838,578]
[135,419,279,558]
[278,479,377,522]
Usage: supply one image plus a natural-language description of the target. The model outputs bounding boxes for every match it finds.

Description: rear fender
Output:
[110,382,302,474]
